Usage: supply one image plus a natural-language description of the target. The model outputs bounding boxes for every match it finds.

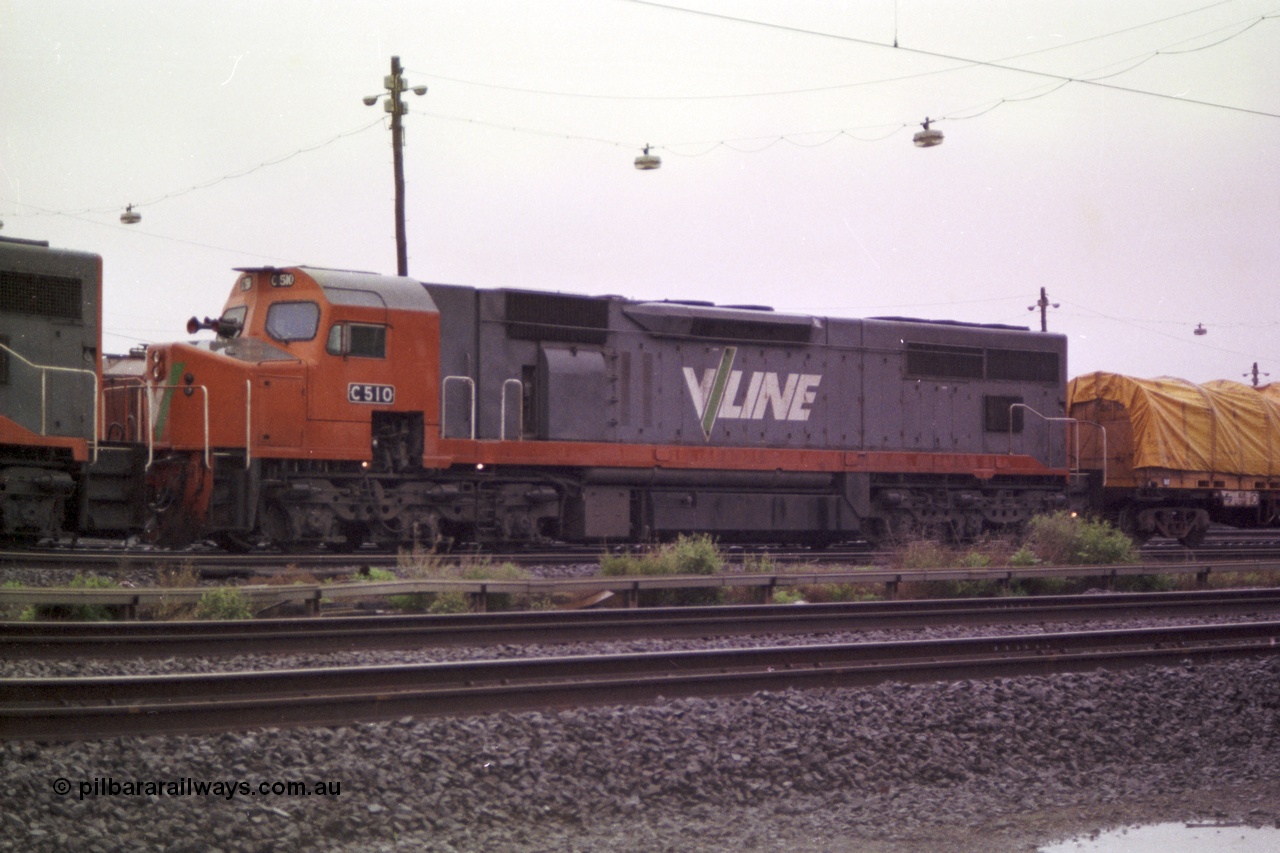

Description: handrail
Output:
[102,384,147,443]
[145,384,210,470]
[1005,405,1108,487]
[441,375,475,440]
[244,379,252,470]
[500,378,523,441]
[1008,404,1076,475]
[0,342,100,462]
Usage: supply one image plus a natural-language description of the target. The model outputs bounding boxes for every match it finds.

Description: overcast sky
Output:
[3,0,1277,384]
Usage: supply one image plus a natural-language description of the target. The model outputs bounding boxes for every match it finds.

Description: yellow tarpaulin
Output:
[1068,372,1280,476]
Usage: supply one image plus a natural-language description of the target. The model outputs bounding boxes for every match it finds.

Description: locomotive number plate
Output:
[348,383,396,405]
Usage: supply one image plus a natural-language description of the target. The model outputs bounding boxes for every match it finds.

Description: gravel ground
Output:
[0,558,604,590]
[5,561,1280,849]
[3,655,1278,852]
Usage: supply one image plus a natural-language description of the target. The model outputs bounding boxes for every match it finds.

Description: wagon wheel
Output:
[1116,507,1151,546]
[1177,524,1207,549]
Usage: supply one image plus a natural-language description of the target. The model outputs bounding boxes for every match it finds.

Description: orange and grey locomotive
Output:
[137,266,1072,549]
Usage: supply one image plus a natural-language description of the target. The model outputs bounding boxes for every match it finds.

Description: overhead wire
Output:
[613,0,1280,123]
[5,3,1275,224]
[409,3,1279,155]
[410,0,1246,102]
[4,117,386,219]
[1056,298,1280,364]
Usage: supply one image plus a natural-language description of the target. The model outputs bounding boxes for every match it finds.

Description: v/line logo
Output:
[683,347,822,439]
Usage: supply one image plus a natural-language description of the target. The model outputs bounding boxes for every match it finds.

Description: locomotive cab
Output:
[144,266,440,546]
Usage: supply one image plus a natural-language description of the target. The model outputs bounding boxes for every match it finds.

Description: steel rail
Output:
[7,589,1280,660]
[5,530,1280,574]
[4,621,1278,741]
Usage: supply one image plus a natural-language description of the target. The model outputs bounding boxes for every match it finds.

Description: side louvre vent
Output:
[505,291,609,344]
[687,317,812,344]
[624,302,815,344]
[905,343,983,379]
[0,271,83,320]
[986,348,1059,382]
[906,342,1060,384]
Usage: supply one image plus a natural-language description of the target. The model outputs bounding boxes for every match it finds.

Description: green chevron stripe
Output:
[152,360,186,441]
[700,347,737,439]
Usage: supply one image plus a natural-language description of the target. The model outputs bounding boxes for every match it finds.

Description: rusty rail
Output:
[6,588,1280,659]
[5,620,1279,741]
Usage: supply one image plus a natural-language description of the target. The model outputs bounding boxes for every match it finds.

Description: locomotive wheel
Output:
[261,502,298,551]
[212,531,259,553]
[330,521,369,553]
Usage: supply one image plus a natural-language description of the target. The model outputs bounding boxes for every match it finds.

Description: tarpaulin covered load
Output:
[1068,372,1280,477]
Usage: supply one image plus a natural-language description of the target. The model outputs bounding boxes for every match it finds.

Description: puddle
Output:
[1039,821,1280,852]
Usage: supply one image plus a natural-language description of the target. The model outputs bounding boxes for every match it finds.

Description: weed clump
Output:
[1025,511,1140,566]
[600,534,724,605]
[21,574,121,622]
[600,534,724,578]
[149,562,201,620]
[194,586,252,620]
[375,551,534,613]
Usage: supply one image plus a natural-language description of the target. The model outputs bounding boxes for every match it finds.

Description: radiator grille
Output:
[505,291,609,344]
[0,271,83,320]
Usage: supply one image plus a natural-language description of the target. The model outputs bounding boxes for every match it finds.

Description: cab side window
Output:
[218,305,248,338]
[326,323,386,358]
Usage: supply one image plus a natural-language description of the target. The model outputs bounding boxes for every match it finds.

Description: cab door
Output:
[255,374,306,447]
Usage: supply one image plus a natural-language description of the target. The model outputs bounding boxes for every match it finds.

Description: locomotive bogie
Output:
[0,461,77,538]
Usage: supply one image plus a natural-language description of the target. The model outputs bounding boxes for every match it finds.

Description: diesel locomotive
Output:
[20,239,1280,553]
[0,236,140,541]
[130,265,1074,550]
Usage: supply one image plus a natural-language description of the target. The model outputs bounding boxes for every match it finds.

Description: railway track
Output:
[6,588,1280,659]
[5,528,1280,579]
[5,620,1278,741]
[0,543,879,578]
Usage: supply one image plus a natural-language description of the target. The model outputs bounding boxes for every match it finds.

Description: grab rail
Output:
[1008,404,1107,487]
[500,378,524,441]
[0,342,99,462]
[441,375,475,440]
[145,383,210,470]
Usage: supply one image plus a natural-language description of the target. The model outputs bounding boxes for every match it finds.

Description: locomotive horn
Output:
[186,316,242,337]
